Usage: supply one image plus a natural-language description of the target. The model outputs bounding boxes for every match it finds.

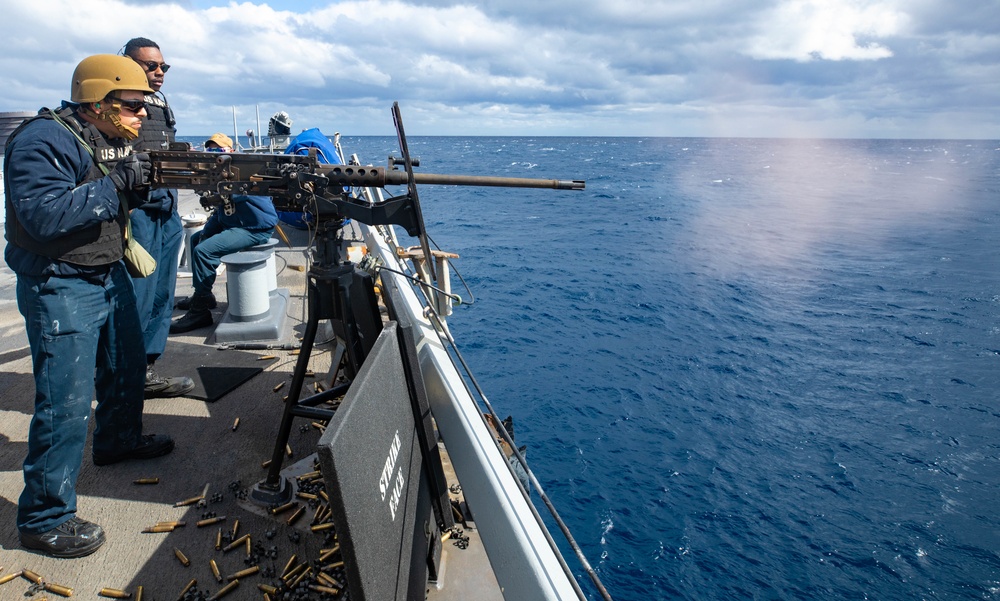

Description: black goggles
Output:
[138,60,170,74]
[113,98,147,113]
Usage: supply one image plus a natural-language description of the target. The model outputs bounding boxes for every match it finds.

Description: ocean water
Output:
[195,135,1000,600]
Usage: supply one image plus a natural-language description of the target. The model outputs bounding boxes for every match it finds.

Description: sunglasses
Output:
[138,60,171,74]
[114,98,147,113]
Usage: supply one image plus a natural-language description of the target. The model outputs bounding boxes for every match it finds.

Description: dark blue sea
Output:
[200,135,1000,600]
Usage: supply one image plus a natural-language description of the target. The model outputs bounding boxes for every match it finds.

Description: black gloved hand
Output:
[108,152,151,192]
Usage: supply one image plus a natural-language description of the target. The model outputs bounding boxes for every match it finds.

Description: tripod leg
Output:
[252,276,323,504]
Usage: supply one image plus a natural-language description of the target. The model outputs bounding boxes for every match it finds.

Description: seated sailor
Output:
[170,133,279,332]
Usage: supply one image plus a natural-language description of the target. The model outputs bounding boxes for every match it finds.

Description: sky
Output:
[0,0,998,138]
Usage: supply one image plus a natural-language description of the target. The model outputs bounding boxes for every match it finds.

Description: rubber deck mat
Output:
[158,340,263,402]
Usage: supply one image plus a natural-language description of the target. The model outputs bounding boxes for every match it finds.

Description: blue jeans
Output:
[15,263,146,534]
[190,221,274,298]
[130,207,182,363]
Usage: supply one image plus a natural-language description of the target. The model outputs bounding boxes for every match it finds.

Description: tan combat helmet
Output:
[71,54,153,103]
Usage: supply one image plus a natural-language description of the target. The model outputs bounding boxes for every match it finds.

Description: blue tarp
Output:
[279,128,343,228]
[284,128,342,165]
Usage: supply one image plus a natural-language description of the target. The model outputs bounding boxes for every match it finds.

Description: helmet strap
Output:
[91,99,140,141]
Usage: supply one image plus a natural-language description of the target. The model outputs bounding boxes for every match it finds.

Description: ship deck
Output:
[0,191,503,600]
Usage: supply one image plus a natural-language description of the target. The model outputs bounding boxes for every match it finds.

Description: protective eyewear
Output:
[114,98,147,113]
[205,146,226,152]
[138,60,171,74]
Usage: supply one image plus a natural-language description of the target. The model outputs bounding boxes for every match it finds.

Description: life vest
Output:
[3,106,130,266]
[133,92,176,151]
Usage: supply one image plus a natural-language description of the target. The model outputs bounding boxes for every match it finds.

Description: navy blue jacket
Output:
[207,194,278,232]
[4,114,125,276]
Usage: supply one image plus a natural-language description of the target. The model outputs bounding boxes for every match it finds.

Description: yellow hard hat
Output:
[71,54,153,103]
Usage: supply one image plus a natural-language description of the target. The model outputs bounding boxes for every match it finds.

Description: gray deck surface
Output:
[0,191,502,600]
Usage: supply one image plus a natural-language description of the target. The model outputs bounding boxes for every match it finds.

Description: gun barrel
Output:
[406,172,585,190]
[324,165,584,190]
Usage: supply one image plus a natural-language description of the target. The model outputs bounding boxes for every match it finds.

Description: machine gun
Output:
[149,140,583,239]
[149,102,583,281]
[150,149,583,238]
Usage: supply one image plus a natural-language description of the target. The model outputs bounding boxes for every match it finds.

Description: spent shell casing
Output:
[270,501,297,515]
[228,565,259,581]
[178,578,197,599]
[142,524,174,533]
[311,505,327,525]
[263,594,272,601]
[22,569,43,584]
[322,560,345,570]
[258,355,276,361]
[318,544,340,563]
[311,521,335,532]
[196,516,226,527]
[207,579,239,600]
[309,584,340,595]
[281,554,298,578]
[272,381,285,392]
[282,562,307,583]
[286,505,305,526]
[99,588,131,598]
[261,459,271,468]
[222,533,249,552]
[0,572,22,585]
[285,444,293,457]
[157,521,186,528]
[133,478,159,485]
[173,547,191,567]
[135,586,143,601]
[231,417,240,431]
[316,572,340,588]
[209,559,222,582]
[289,566,312,589]
[257,583,278,594]
[319,489,329,502]
[296,470,321,480]
[44,582,74,597]
[215,527,222,550]
[244,536,251,558]
[296,491,317,500]
[230,519,239,538]
[174,495,204,507]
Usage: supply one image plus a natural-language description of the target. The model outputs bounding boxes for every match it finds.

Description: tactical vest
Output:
[3,107,129,266]
[133,92,176,152]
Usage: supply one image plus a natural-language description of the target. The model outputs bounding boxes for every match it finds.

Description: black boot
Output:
[170,294,215,334]
[175,292,217,310]
[93,433,175,466]
[20,516,106,558]
[145,363,196,399]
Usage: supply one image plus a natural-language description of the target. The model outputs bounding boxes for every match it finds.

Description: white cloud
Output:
[744,0,907,61]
